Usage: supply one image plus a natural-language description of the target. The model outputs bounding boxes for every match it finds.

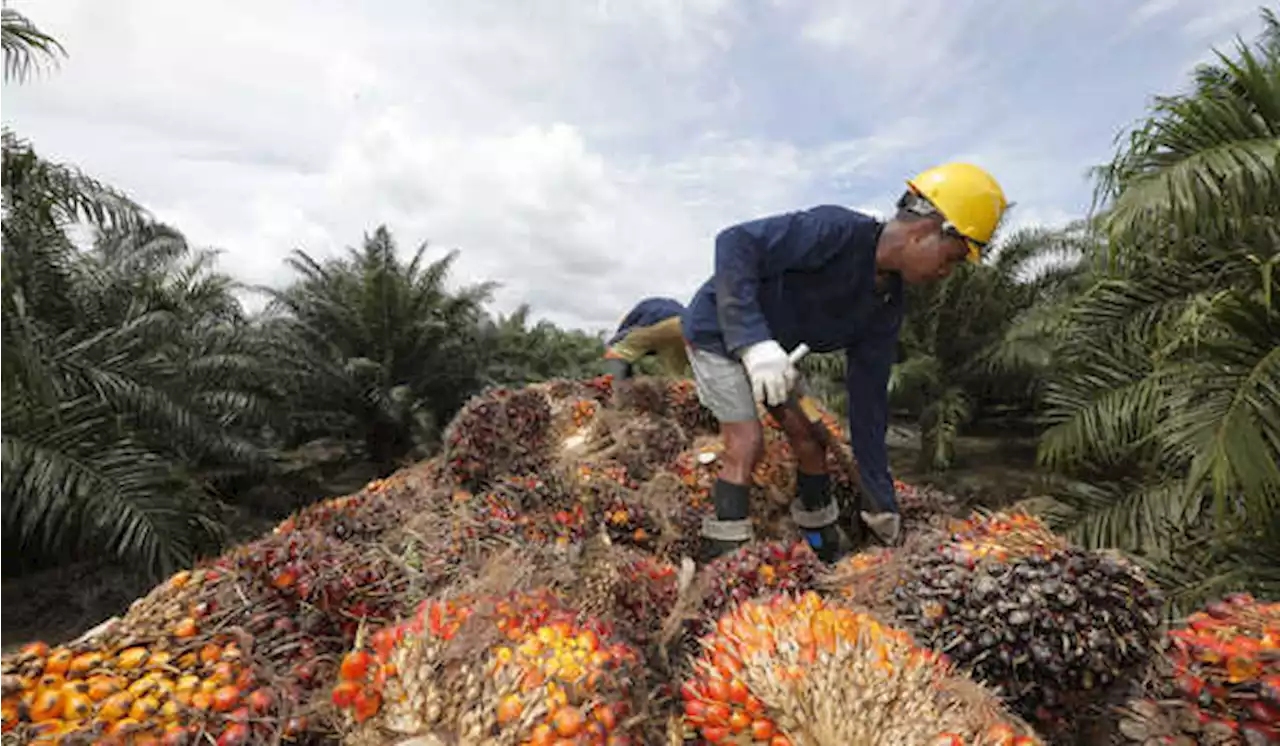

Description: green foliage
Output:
[479,303,607,386]
[257,226,497,467]
[1,172,270,576]
[1035,7,1280,607]
[1091,8,1280,247]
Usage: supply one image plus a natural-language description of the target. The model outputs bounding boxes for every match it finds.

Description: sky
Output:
[2,0,1271,333]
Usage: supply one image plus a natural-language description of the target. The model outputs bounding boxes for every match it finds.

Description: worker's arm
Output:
[714,205,857,357]
[845,327,899,514]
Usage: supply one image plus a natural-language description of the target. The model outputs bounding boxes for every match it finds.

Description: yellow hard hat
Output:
[906,162,1008,263]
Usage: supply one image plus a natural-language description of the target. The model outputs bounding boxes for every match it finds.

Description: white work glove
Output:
[740,340,798,407]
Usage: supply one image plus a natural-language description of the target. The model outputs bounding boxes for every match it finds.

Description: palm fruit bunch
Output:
[1117,592,1280,746]
[187,529,415,733]
[939,511,1070,567]
[227,528,413,640]
[611,376,670,417]
[0,570,292,746]
[492,471,577,512]
[597,492,664,553]
[541,374,615,405]
[1,635,279,746]
[541,378,588,402]
[568,461,638,513]
[476,492,589,549]
[665,378,719,436]
[572,461,635,492]
[561,533,681,654]
[272,471,428,544]
[113,529,412,735]
[696,542,822,640]
[681,591,1043,745]
[893,479,962,530]
[121,529,412,733]
[442,385,554,489]
[569,460,698,559]
[610,552,681,650]
[821,547,900,618]
[332,586,653,745]
[892,512,1163,737]
[609,413,690,482]
[455,474,590,551]
[559,530,679,659]
[572,399,600,430]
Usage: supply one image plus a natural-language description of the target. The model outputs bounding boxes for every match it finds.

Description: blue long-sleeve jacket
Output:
[682,205,902,513]
[607,297,685,347]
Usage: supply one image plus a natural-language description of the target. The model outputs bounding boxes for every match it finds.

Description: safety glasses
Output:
[940,222,984,264]
[903,191,984,263]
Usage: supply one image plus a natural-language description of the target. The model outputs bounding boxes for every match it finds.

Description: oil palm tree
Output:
[3,12,268,577]
[2,218,269,577]
[1035,8,1280,608]
[258,226,497,468]
[479,303,607,386]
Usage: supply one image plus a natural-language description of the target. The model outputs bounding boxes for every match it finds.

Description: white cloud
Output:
[4,0,1258,335]
[1127,0,1182,26]
[797,0,988,109]
[1176,1,1269,40]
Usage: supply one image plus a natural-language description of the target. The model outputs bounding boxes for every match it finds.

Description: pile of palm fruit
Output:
[3,374,1271,746]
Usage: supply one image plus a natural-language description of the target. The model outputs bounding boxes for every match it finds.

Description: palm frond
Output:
[1037,356,1165,472]
[1092,17,1280,247]
[3,130,149,234]
[2,415,222,577]
[1157,291,1280,522]
[1137,510,1280,616]
[1044,477,1204,557]
[1,8,65,84]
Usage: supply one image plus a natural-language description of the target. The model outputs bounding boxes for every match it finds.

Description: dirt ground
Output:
[1,506,278,652]
[887,427,1053,511]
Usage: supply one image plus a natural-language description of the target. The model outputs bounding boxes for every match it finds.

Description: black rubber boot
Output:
[698,479,752,564]
[795,472,845,564]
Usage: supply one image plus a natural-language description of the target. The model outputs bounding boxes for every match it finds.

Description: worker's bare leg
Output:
[687,347,766,563]
[767,401,844,562]
[718,420,765,483]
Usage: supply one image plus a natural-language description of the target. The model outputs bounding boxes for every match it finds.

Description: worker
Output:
[602,296,693,380]
[681,163,1007,563]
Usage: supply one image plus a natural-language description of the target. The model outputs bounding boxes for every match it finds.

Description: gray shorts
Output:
[687,346,809,422]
